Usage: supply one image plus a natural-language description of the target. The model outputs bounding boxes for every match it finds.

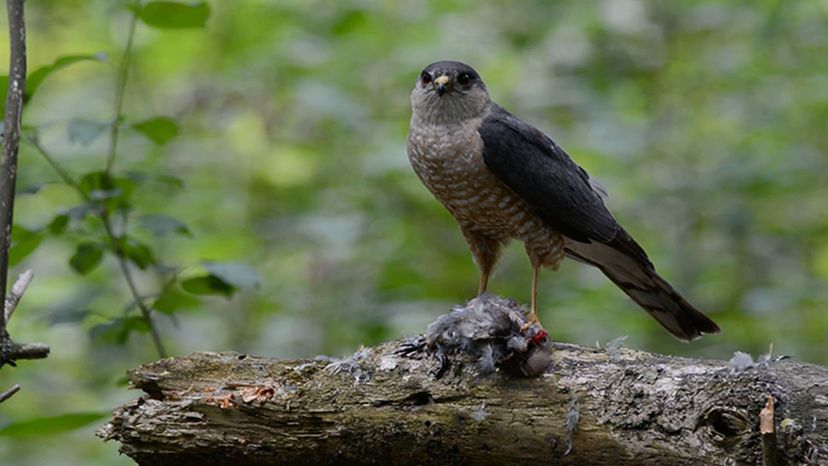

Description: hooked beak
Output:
[434,75,449,96]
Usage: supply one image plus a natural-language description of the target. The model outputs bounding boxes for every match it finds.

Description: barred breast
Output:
[407,118,565,269]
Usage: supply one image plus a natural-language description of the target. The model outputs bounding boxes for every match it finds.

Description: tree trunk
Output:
[100,337,827,465]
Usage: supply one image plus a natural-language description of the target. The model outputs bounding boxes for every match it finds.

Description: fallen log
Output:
[99,298,828,465]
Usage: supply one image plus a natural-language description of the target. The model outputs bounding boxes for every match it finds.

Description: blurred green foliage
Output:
[0,0,827,464]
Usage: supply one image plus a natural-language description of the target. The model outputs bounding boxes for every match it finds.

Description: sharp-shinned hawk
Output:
[406,60,719,341]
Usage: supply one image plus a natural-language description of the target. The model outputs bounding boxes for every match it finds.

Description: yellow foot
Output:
[521,314,550,346]
[520,314,540,333]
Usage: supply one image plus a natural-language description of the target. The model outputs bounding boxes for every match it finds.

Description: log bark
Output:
[100,337,828,465]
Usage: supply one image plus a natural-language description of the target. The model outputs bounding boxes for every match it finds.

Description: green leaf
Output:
[78,171,136,211]
[48,214,70,235]
[48,308,90,326]
[124,171,150,184]
[0,412,108,437]
[90,316,149,343]
[179,262,259,298]
[122,315,151,334]
[79,171,115,198]
[181,275,235,297]
[17,182,50,195]
[0,53,106,114]
[139,213,191,237]
[124,171,185,191]
[155,174,186,189]
[132,116,180,144]
[66,203,95,221]
[69,242,104,275]
[124,239,156,269]
[27,54,107,99]
[203,261,260,289]
[107,237,157,269]
[153,286,200,314]
[9,225,44,266]
[138,1,211,29]
[67,119,109,145]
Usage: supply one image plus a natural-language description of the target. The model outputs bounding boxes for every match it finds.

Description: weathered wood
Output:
[100,337,828,465]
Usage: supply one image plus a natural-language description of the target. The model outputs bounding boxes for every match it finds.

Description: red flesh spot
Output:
[530,329,548,346]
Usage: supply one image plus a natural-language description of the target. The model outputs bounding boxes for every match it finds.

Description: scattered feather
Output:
[325,347,372,384]
[605,336,628,362]
[728,351,755,373]
[378,355,398,371]
[470,403,489,421]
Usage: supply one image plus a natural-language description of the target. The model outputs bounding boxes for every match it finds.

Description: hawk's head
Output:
[410,60,490,124]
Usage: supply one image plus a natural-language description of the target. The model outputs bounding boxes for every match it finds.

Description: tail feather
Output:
[565,231,720,341]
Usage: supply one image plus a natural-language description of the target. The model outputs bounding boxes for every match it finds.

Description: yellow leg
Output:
[531,261,539,320]
[521,262,541,332]
[466,232,500,296]
[478,269,490,295]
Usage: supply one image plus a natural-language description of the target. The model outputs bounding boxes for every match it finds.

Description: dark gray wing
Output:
[479,105,719,340]
[480,105,626,246]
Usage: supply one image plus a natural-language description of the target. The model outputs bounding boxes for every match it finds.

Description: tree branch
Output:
[99,299,828,466]
[0,383,19,403]
[4,268,32,321]
[0,0,50,382]
[0,0,27,335]
[3,341,49,360]
[105,10,138,173]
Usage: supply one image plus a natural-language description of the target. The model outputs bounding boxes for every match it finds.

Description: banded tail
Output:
[565,229,720,341]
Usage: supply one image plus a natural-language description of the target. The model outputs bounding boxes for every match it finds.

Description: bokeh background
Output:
[2,0,827,464]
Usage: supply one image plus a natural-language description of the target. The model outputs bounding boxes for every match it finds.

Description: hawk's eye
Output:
[457,72,472,85]
[420,71,432,84]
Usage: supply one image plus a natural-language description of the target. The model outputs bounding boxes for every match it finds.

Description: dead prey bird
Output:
[398,295,551,378]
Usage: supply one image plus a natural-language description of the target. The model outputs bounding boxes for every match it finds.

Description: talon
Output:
[520,315,539,334]
[433,350,450,379]
[520,311,549,344]
[395,336,427,357]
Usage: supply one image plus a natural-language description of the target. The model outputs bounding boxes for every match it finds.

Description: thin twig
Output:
[0,0,27,334]
[26,135,88,198]
[101,214,167,358]
[104,6,166,357]
[105,11,139,173]
[4,269,32,321]
[103,6,167,357]
[0,383,20,403]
